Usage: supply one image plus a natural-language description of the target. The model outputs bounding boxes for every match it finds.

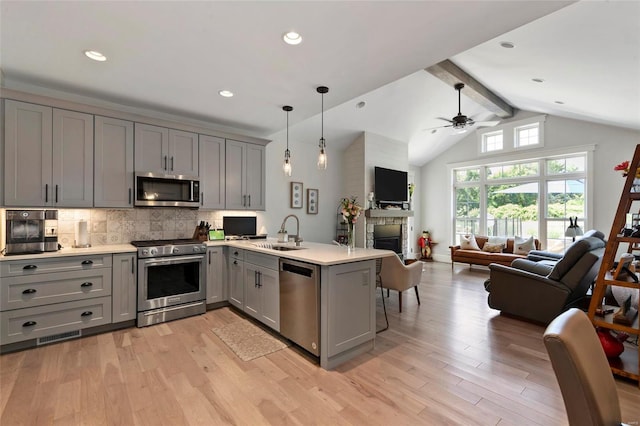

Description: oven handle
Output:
[142,255,204,267]
[142,301,204,316]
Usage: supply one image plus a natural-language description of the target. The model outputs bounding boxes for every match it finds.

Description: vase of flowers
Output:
[614,160,640,192]
[340,196,363,251]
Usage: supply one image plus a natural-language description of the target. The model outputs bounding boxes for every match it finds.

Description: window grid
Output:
[482,131,503,153]
[515,124,539,147]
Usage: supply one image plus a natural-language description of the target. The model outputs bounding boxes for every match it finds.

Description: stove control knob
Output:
[172,247,180,254]
[149,248,158,256]
[141,249,149,256]
[193,246,200,253]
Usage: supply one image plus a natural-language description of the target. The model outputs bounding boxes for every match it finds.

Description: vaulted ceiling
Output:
[1,1,638,166]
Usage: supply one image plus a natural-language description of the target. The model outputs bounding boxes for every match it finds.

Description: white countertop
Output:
[1,240,393,266]
[217,240,394,266]
[0,244,136,261]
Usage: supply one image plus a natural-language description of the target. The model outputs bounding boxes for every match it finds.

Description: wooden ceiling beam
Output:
[425,59,514,118]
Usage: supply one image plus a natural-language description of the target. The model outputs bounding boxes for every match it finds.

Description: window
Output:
[515,123,539,147]
[453,151,588,251]
[481,131,503,153]
[478,114,546,155]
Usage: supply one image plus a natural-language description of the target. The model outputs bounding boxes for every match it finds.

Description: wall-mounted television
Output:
[374,166,408,203]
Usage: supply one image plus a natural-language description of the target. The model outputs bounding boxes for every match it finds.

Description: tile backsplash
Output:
[54,208,252,247]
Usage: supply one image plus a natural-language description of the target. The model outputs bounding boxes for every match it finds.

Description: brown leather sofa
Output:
[484,233,606,324]
[449,236,541,268]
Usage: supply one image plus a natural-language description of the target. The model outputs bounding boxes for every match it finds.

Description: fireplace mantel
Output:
[365,209,414,218]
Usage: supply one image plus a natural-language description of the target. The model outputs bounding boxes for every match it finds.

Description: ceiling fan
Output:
[427,83,500,133]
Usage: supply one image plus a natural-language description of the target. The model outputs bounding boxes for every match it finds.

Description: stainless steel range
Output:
[132,239,207,327]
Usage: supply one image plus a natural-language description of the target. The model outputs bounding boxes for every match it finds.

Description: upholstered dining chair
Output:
[379,254,423,313]
[543,308,630,426]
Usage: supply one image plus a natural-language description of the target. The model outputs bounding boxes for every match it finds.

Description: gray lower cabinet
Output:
[206,247,225,304]
[244,251,279,331]
[0,254,113,346]
[227,248,245,309]
[112,253,137,323]
[94,116,134,208]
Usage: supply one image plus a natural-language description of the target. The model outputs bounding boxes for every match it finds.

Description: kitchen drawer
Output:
[0,254,112,277]
[245,251,278,270]
[1,268,112,311]
[227,247,244,261]
[0,296,112,345]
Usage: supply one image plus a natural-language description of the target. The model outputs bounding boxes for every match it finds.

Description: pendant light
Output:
[282,105,293,176]
[317,86,329,170]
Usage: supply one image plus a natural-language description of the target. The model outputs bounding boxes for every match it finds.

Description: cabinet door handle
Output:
[23,264,38,270]
[45,184,49,203]
[129,188,132,205]
[171,157,174,171]
[201,192,204,206]
[208,251,211,265]
[22,288,37,294]
[81,311,93,317]
[132,257,135,274]
[22,321,37,327]
[248,195,251,207]
[164,155,168,170]
[55,184,59,203]
[81,260,93,265]
[80,282,93,288]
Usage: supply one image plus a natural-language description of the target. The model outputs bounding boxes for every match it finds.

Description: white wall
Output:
[262,125,345,244]
[421,110,640,262]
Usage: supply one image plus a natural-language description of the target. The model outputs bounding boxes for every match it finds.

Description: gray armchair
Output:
[484,234,606,324]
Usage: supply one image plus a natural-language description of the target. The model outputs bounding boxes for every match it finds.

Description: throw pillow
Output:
[460,234,481,251]
[483,242,504,253]
[513,235,536,255]
[488,236,508,253]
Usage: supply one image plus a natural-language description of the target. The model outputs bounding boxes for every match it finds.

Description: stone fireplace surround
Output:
[365,209,413,259]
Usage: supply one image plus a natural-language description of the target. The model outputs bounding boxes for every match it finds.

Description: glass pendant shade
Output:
[317,86,329,170]
[282,105,293,176]
[317,140,327,170]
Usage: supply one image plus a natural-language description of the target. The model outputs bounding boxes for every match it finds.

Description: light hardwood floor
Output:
[1,261,639,425]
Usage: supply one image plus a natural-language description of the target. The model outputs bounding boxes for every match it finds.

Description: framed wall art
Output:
[290,182,303,208]
[307,188,319,214]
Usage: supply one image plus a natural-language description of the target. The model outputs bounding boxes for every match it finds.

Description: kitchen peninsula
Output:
[0,240,394,370]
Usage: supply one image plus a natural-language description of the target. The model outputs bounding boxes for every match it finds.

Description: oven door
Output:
[137,254,206,312]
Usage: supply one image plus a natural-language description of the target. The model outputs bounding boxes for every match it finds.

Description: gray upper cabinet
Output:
[94,116,134,208]
[225,139,265,210]
[4,100,93,207]
[134,123,198,176]
[198,135,225,209]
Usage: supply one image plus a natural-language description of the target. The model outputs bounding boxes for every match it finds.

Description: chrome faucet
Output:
[279,214,303,246]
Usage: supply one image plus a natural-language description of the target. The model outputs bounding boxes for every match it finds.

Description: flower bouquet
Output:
[340,196,363,250]
[614,160,640,192]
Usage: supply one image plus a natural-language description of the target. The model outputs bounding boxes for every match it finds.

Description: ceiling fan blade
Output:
[474,120,500,127]
[436,117,455,124]
[422,124,453,132]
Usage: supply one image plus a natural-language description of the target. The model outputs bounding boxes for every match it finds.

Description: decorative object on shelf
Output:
[307,188,319,214]
[596,328,626,358]
[339,196,363,251]
[367,191,376,209]
[282,106,293,176]
[290,182,303,208]
[408,183,415,209]
[564,216,583,242]
[316,86,329,170]
[614,159,640,192]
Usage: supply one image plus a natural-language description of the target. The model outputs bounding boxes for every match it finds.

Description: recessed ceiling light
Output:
[356,101,366,109]
[283,31,302,45]
[500,41,515,49]
[84,50,107,62]
[554,100,565,105]
[218,90,234,98]
[532,78,545,83]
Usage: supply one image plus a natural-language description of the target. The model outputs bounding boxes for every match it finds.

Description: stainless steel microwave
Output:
[135,173,200,208]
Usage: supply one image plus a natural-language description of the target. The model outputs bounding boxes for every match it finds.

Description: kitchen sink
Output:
[270,246,307,251]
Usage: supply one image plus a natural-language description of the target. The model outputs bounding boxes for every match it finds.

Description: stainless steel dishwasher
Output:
[279,258,320,356]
